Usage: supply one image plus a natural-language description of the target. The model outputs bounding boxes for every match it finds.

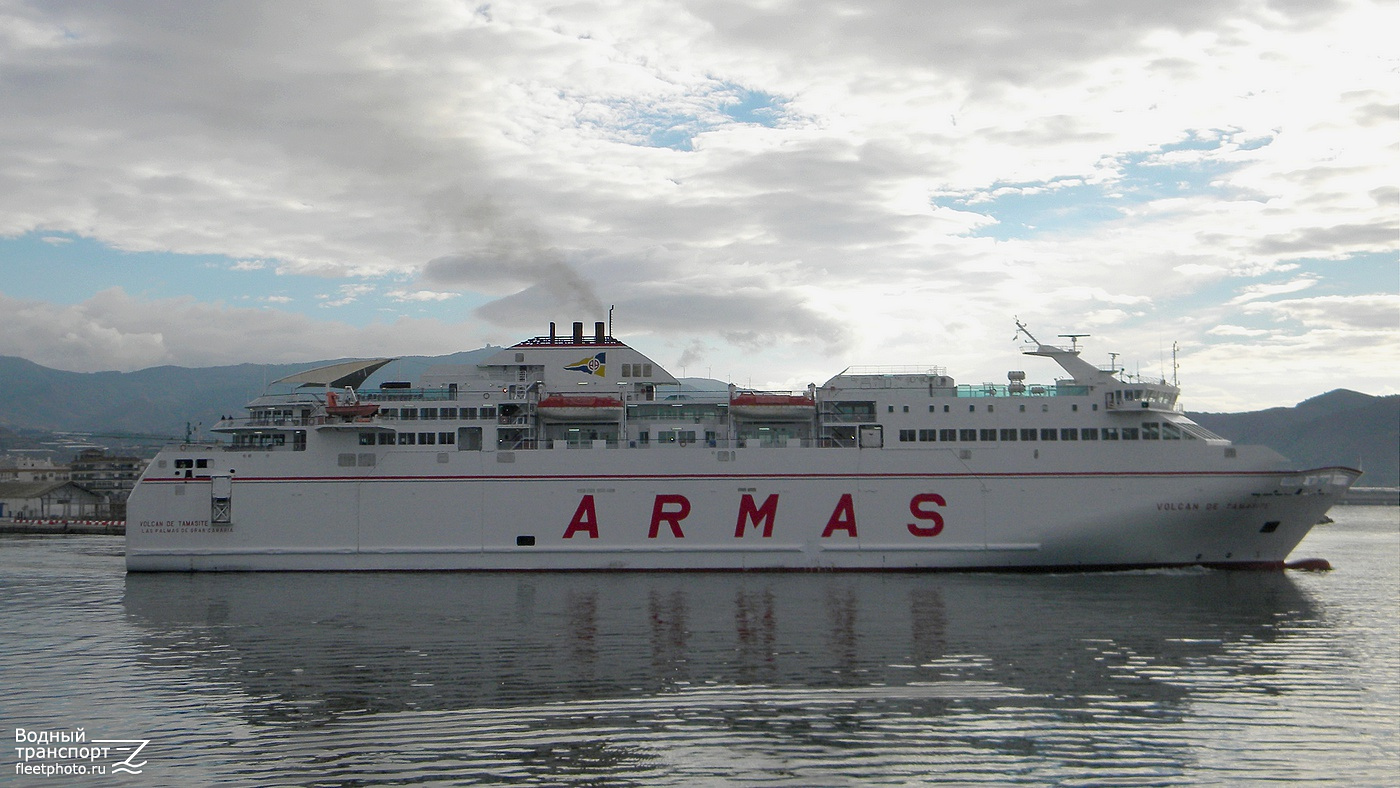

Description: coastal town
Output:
[0,450,146,533]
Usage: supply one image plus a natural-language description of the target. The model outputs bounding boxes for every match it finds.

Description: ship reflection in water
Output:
[120,568,1355,784]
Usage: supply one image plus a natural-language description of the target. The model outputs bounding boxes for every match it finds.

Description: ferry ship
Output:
[125,320,1360,572]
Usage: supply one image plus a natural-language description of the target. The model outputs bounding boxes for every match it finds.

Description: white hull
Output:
[127,444,1356,572]
[125,322,1360,572]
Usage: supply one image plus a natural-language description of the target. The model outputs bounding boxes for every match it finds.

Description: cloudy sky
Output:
[1,0,1395,411]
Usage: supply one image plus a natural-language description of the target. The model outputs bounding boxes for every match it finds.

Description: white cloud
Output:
[387,289,461,302]
[317,284,378,308]
[0,287,484,372]
[0,0,1394,409]
[1227,276,1319,305]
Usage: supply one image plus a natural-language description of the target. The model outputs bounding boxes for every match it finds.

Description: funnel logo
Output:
[565,352,606,377]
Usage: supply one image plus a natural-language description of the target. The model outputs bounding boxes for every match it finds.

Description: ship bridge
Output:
[1014,321,1181,413]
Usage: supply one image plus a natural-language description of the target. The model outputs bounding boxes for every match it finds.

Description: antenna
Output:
[1108,352,1120,374]
[1013,318,1042,345]
[1172,342,1180,387]
[608,304,614,338]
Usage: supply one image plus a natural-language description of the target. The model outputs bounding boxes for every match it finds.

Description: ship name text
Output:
[562,492,947,540]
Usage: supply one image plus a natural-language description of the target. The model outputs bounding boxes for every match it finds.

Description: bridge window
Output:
[1121,427,1139,440]
[1102,428,1118,440]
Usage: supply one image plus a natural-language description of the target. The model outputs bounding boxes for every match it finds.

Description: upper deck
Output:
[208,320,1216,453]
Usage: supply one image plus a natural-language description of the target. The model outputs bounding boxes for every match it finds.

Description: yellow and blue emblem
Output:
[564,352,606,377]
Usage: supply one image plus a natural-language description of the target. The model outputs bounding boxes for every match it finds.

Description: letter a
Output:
[821,494,857,538]
[735,493,778,538]
[563,495,599,539]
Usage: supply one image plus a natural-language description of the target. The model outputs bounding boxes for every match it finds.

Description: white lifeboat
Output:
[536,395,624,422]
[729,393,817,421]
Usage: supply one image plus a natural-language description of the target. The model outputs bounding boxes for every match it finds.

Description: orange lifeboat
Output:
[729,393,816,421]
[325,390,380,419]
[536,395,624,422]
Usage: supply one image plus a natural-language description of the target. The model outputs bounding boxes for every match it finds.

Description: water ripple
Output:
[1,509,1396,785]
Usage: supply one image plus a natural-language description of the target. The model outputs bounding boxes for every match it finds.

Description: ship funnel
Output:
[549,322,557,343]
[595,321,605,344]
[573,321,584,344]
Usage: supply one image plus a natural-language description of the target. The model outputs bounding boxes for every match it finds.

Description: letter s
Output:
[908,493,945,537]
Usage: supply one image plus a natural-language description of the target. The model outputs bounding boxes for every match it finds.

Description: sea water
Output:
[1,507,1396,786]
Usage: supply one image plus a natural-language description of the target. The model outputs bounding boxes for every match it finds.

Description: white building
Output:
[0,456,70,483]
[0,481,102,520]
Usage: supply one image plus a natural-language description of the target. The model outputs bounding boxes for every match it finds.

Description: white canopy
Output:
[272,358,396,390]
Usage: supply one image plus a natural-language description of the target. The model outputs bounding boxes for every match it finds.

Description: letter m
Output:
[735,493,778,538]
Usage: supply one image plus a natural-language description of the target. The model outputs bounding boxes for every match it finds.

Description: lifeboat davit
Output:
[729,393,816,421]
[536,395,624,422]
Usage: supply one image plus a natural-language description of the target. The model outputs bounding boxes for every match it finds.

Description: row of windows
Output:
[359,431,458,446]
[887,402,1091,414]
[619,363,654,378]
[896,422,1191,443]
[378,407,496,421]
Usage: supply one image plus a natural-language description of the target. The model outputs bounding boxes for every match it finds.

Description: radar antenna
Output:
[1058,333,1089,352]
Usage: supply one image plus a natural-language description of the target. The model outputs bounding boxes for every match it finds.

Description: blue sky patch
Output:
[606,83,790,151]
[0,232,477,326]
[937,130,1272,241]
[719,88,788,126]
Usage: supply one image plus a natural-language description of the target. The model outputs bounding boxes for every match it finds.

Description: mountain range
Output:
[1,353,1395,485]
